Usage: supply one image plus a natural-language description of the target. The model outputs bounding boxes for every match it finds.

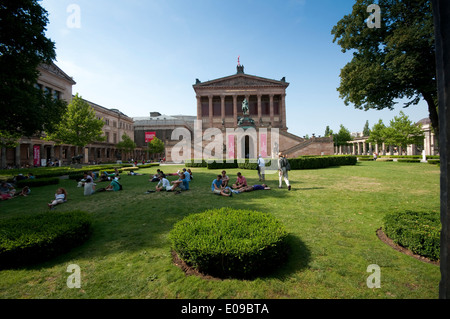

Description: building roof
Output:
[39,62,77,85]
[416,118,431,125]
[193,65,289,90]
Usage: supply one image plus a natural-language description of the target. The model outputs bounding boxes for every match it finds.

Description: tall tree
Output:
[116,134,136,160]
[324,126,334,137]
[44,94,105,148]
[367,119,387,146]
[334,124,353,146]
[148,137,165,159]
[0,0,67,138]
[332,0,438,136]
[363,120,371,137]
[384,111,425,149]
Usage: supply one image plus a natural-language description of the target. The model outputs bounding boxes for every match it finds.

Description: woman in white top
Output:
[156,175,172,192]
[48,188,68,209]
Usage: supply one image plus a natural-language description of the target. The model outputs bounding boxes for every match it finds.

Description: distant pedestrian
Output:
[257,155,265,181]
[278,153,291,191]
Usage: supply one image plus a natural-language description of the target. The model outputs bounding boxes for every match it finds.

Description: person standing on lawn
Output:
[278,152,291,191]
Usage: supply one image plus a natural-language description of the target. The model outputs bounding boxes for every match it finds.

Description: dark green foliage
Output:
[288,156,357,170]
[396,159,421,163]
[185,159,207,168]
[0,211,92,269]
[16,177,59,188]
[170,208,290,279]
[383,211,440,261]
[428,159,440,165]
[0,0,67,137]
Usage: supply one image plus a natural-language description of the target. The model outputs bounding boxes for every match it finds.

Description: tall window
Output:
[201,97,209,117]
[249,96,258,115]
[225,96,234,117]
[213,97,221,117]
[262,96,270,115]
[274,96,280,115]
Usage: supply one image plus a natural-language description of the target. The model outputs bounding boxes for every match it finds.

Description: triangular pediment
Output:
[39,62,77,85]
[194,74,289,89]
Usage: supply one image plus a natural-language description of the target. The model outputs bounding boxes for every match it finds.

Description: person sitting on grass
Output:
[169,172,189,193]
[83,171,96,196]
[211,175,232,197]
[48,188,67,209]
[0,182,15,200]
[232,172,247,190]
[221,170,230,187]
[15,186,31,197]
[155,175,172,192]
[238,184,271,193]
[105,177,122,192]
[150,169,163,182]
[187,169,193,181]
[182,168,191,182]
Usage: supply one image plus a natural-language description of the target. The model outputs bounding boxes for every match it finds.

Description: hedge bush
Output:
[170,208,290,279]
[288,156,357,170]
[428,159,440,165]
[187,156,356,171]
[185,159,207,168]
[0,211,92,269]
[383,211,440,261]
[396,159,421,163]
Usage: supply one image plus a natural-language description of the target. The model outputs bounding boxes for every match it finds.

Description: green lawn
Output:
[0,161,441,299]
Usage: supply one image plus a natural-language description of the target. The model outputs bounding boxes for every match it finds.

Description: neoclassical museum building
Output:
[2,62,334,168]
[134,64,334,162]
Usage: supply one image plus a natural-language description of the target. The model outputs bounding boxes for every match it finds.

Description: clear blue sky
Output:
[41,0,430,138]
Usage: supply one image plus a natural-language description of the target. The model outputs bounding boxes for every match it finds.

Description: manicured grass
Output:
[0,161,440,299]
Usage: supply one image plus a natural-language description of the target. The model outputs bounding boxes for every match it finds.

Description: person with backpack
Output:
[278,152,291,191]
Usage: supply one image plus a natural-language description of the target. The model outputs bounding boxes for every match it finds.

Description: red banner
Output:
[33,145,40,166]
[145,132,156,143]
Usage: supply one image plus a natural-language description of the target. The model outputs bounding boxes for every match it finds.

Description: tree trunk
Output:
[423,91,440,138]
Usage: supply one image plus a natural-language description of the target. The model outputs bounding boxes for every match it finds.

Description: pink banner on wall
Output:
[33,145,40,166]
[228,135,235,159]
[260,133,268,157]
[145,132,156,143]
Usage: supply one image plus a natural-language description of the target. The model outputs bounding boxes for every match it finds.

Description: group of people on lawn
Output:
[3,152,292,209]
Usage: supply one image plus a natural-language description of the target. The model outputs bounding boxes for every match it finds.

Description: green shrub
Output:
[185,159,207,168]
[428,159,440,165]
[170,208,290,279]
[383,211,440,261]
[396,159,421,163]
[289,156,357,170]
[0,211,92,269]
[16,177,60,188]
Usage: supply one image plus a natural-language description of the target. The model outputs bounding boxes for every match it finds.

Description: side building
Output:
[1,63,138,168]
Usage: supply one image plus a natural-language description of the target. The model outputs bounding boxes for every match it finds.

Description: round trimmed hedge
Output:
[169,208,290,279]
[0,211,92,269]
[383,211,440,261]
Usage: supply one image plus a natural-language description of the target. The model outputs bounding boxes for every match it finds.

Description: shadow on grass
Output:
[262,234,311,281]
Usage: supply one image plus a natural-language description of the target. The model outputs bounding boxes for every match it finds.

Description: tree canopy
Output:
[0,0,67,138]
[148,137,165,158]
[334,125,353,146]
[116,134,137,156]
[43,94,105,148]
[332,0,438,136]
[368,112,424,149]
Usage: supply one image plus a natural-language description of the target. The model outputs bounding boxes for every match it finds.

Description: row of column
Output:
[0,143,152,169]
[335,142,424,156]
[335,142,391,156]
[196,94,287,129]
